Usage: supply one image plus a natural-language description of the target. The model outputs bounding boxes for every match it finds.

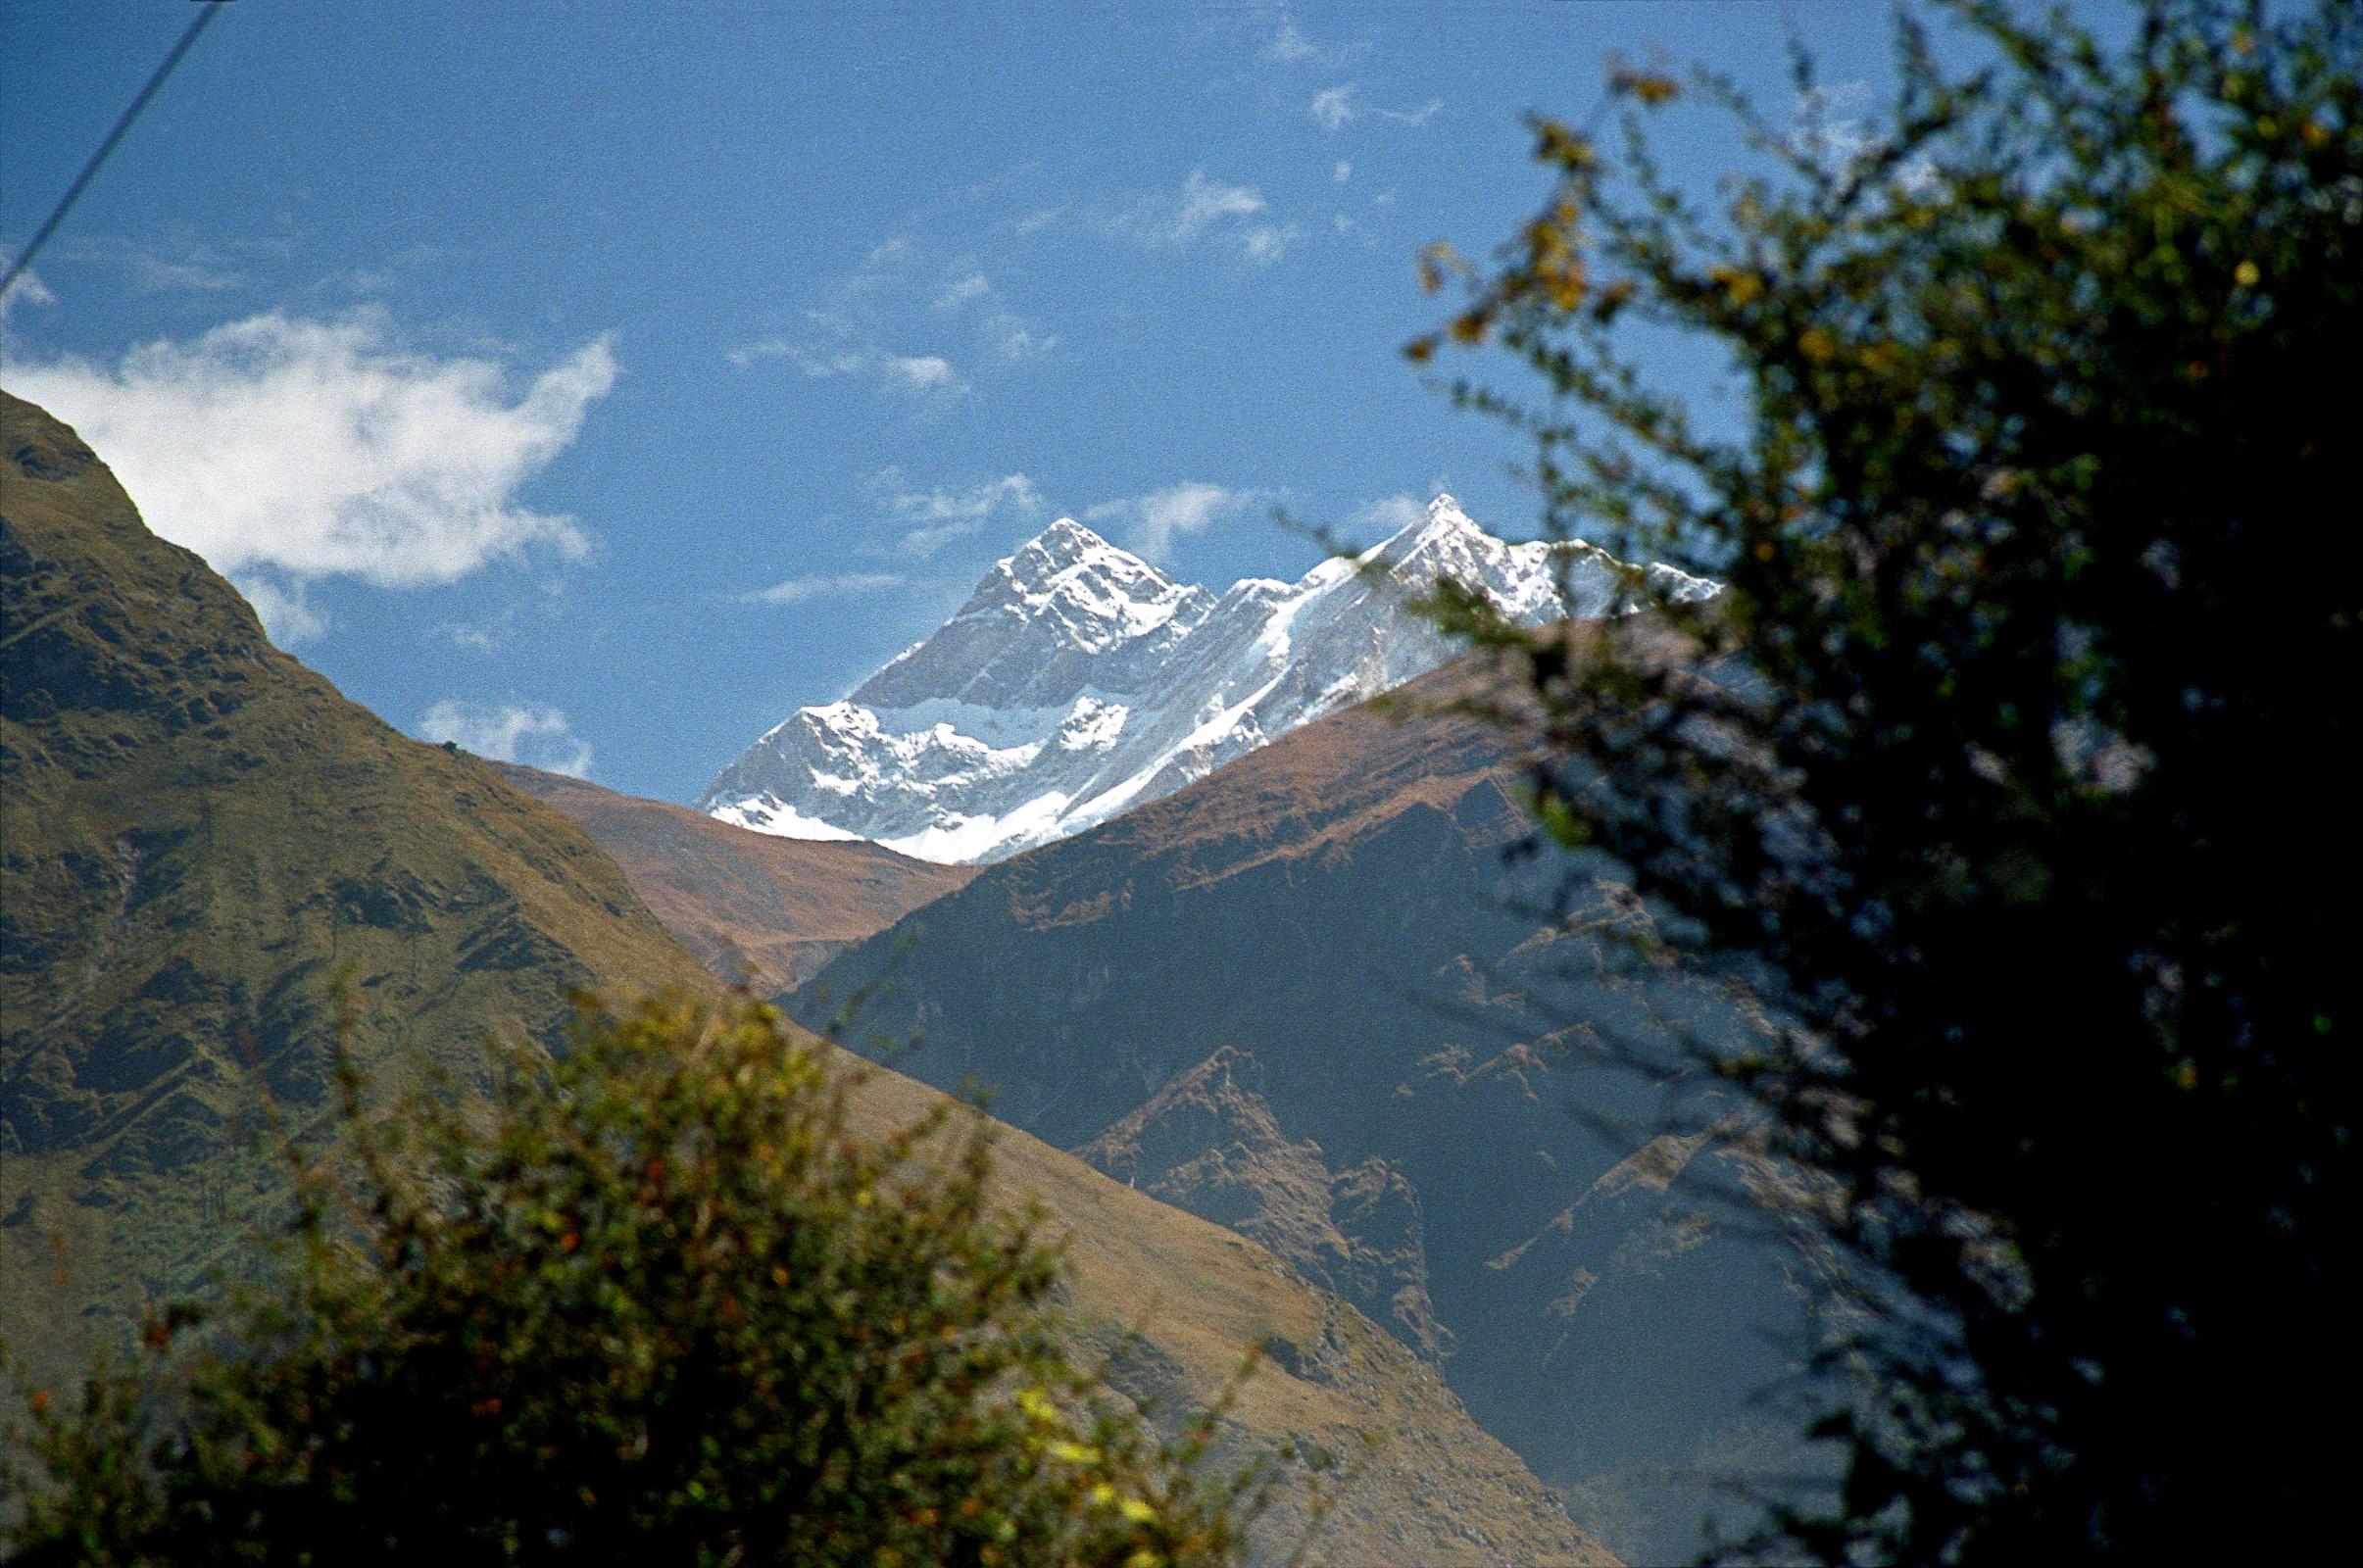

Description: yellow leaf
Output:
[1708,265,1764,307]
[1611,67,1681,106]
[1534,120,1595,170]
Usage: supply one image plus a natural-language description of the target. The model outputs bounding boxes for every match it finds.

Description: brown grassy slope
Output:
[0,391,1610,1567]
[843,1059,1614,1567]
[484,761,973,994]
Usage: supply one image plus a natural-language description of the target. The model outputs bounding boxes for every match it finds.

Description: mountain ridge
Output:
[702,497,1713,863]
[483,760,975,994]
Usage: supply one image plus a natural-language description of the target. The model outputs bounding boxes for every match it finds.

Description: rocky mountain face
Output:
[702,497,1714,863]
[0,391,1609,1568]
[796,654,1817,1564]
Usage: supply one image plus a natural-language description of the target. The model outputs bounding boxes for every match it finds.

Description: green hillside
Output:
[0,389,715,1389]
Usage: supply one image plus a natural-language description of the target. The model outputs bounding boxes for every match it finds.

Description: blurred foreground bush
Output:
[1420,0,2359,1559]
[3,996,1254,1567]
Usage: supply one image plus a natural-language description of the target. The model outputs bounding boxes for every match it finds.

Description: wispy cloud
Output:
[885,354,960,391]
[981,310,1057,362]
[1085,481,1274,565]
[1349,493,1428,538]
[934,272,992,311]
[0,250,55,323]
[740,571,907,607]
[1116,172,1296,266]
[418,700,593,777]
[728,331,969,398]
[238,578,330,646]
[49,231,267,295]
[730,234,1053,389]
[1254,4,1365,69]
[1308,82,1443,133]
[1264,20,1318,63]
[871,467,1045,559]
[5,312,615,644]
[1789,81,1941,194]
[1308,84,1358,132]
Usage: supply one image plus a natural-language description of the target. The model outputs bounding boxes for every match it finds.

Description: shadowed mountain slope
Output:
[0,391,1608,1567]
[485,761,974,994]
[800,652,1813,1563]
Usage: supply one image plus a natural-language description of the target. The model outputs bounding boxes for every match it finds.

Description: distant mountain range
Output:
[0,391,1611,1568]
[701,497,1715,863]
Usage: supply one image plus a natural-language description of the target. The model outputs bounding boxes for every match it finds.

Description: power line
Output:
[1,3,228,299]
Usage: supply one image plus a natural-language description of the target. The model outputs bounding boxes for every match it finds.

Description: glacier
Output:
[701,495,1715,863]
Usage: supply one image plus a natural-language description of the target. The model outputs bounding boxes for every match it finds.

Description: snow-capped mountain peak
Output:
[1405,490,1477,541]
[995,517,1173,605]
[703,498,1713,863]
[850,518,1212,713]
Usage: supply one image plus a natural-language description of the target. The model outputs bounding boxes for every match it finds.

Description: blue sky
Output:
[4,0,1930,803]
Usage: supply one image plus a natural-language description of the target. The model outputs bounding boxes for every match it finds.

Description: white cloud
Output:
[934,272,992,311]
[982,310,1057,362]
[871,467,1044,558]
[1254,4,1363,68]
[726,336,796,369]
[1790,81,1941,196]
[1349,492,1427,538]
[0,260,55,324]
[1308,82,1443,132]
[45,232,263,295]
[1241,226,1291,266]
[1352,491,1417,533]
[1085,481,1273,565]
[1117,172,1297,266]
[1334,160,1353,183]
[5,314,615,635]
[1309,84,1359,132]
[418,700,592,777]
[1264,18,1320,63]
[921,270,1058,365]
[730,332,967,398]
[236,576,330,646]
[741,571,906,606]
[1169,172,1266,240]
[885,354,960,391]
[123,244,246,294]
[732,235,1047,389]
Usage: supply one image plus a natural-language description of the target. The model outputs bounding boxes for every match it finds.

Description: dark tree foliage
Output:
[1415,1,2360,1560]
[2,998,1255,1568]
